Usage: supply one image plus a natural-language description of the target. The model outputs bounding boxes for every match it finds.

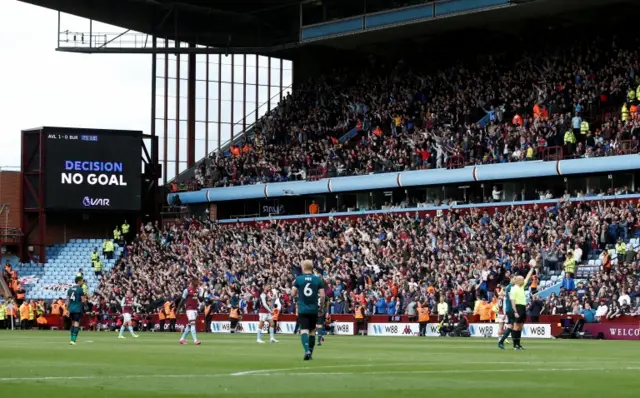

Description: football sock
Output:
[71,326,79,342]
[498,328,511,344]
[128,325,135,335]
[301,333,310,353]
[257,329,263,340]
[309,335,316,353]
[269,327,275,340]
[119,325,125,337]
[191,327,198,342]
[181,325,190,340]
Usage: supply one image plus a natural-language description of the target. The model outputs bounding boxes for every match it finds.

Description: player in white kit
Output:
[118,290,139,339]
[257,286,278,344]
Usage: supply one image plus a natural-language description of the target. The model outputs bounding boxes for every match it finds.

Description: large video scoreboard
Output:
[44,127,142,211]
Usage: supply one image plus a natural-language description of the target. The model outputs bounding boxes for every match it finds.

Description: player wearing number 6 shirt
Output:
[118,290,139,339]
[291,260,325,361]
[178,279,203,345]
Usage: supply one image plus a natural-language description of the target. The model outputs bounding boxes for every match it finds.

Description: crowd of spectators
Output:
[175,31,640,192]
[88,197,640,324]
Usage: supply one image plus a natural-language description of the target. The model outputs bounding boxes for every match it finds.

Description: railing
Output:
[0,227,23,244]
[58,30,154,50]
[446,154,465,169]
[168,84,293,185]
[306,167,327,181]
[541,146,563,161]
[616,139,638,155]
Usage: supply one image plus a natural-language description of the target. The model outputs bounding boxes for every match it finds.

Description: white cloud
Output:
[0,1,150,168]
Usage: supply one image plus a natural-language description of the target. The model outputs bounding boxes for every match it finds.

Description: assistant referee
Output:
[510,276,528,350]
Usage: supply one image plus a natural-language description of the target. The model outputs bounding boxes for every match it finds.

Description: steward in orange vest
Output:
[418,303,430,337]
[229,307,240,333]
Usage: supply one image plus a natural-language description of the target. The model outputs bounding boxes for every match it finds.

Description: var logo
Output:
[83,196,110,207]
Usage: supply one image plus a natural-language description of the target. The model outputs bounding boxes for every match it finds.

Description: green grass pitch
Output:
[0,331,638,397]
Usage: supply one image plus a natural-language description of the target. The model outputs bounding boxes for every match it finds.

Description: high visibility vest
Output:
[580,121,589,134]
[616,242,626,255]
[418,307,430,322]
[355,306,365,320]
[91,252,99,262]
[564,130,576,144]
[564,258,576,274]
[622,105,630,121]
[479,303,492,321]
[165,302,176,319]
[122,223,130,234]
[93,261,102,272]
[37,303,45,316]
[16,291,25,300]
[628,89,636,102]
[531,275,538,289]
[636,85,640,102]
[158,307,165,321]
[114,229,122,240]
[37,315,47,325]
[204,305,211,316]
[51,303,60,315]
[0,305,6,320]
[230,308,239,319]
[272,308,280,321]
[20,304,29,320]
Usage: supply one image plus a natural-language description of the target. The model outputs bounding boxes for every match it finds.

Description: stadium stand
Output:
[8,239,123,300]
[173,31,640,193]
[89,196,640,319]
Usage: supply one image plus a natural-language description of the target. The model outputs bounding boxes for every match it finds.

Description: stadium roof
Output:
[21,0,303,51]
[20,0,640,57]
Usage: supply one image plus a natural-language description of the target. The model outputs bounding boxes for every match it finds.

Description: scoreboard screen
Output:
[44,128,142,211]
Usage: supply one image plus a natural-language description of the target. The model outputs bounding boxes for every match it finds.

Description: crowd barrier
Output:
[24,313,639,339]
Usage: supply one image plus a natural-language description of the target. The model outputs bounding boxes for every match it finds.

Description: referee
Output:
[510,264,538,350]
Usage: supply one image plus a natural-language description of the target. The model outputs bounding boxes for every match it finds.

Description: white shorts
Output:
[186,310,198,322]
[497,314,506,324]
[259,313,272,322]
[123,313,132,323]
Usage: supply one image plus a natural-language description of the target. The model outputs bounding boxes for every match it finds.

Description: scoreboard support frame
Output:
[20,128,47,263]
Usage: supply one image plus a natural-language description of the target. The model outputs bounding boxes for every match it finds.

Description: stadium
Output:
[2,0,640,397]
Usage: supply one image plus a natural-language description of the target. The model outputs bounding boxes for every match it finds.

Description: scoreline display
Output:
[45,128,142,211]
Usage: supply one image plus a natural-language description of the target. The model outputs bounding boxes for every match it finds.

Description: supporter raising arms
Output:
[95,199,639,324]
[175,31,640,192]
